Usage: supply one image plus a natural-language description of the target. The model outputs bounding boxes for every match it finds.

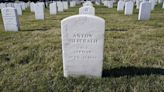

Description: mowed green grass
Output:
[0,3,164,92]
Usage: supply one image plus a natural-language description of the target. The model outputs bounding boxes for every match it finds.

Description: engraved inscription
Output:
[68,33,98,61]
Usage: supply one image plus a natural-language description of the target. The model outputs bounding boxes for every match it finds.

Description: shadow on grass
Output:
[102,66,164,78]
[105,28,128,31]
[21,28,49,31]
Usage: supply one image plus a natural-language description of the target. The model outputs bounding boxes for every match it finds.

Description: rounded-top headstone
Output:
[61,15,105,78]
[1,7,20,31]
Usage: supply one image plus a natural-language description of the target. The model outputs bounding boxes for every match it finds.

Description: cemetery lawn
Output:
[0,4,164,92]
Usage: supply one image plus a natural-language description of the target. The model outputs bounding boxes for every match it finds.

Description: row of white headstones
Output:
[103,0,164,20]
[1,1,76,31]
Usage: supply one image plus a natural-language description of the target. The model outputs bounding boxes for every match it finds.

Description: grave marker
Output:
[117,0,125,11]
[138,0,151,20]
[14,3,22,16]
[1,7,20,31]
[107,1,114,8]
[50,2,57,15]
[57,1,64,12]
[30,2,35,12]
[125,1,134,15]
[61,15,105,77]
[63,1,68,10]
[35,3,44,20]
[79,6,95,15]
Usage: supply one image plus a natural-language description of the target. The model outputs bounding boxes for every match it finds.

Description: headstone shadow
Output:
[102,66,164,78]
[105,28,128,31]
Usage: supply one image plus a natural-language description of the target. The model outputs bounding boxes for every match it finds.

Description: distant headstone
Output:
[149,0,156,10]
[57,1,64,12]
[83,1,93,6]
[138,0,151,20]
[61,15,105,77]
[117,0,125,11]
[6,3,13,7]
[124,1,134,15]
[107,1,114,8]
[1,7,20,31]
[21,2,26,10]
[30,2,35,12]
[50,2,57,15]
[79,6,95,15]
[35,3,44,20]
[163,2,164,8]
[0,3,6,9]
[14,3,22,16]
[70,1,76,7]
[63,1,68,10]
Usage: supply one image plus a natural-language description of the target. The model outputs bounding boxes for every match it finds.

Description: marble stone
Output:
[63,1,68,10]
[50,2,57,15]
[14,3,22,16]
[0,3,6,9]
[149,0,156,10]
[21,2,26,10]
[163,2,164,8]
[35,3,44,20]
[70,1,76,7]
[1,7,20,31]
[30,2,35,12]
[79,6,95,15]
[6,3,13,7]
[83,1,93,6]
[107,1,114,8]
[125,1,134,15]
[61,15,105,77]
[117,0,125,11]
[138,1,151,20]
[57,1,64,12]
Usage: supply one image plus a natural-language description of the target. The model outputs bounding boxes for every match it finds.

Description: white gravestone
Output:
[14,3,22,16]
[125,1,134,15]
[107,1,114,8]
[117,0,125,11]
[149,0,156,10]
[83,1,93,6]
[21,2,26,10]
[30,2,35,12]
[35,3,44,20]
[6,3,13,7]
[163,2,164,9]
[0,3,6,9]
[50,2,57,15]
[57,1,64,12]
[138,1,151,20]
[61,15,105,77]
[70,1,76,7]
[63,1,68,10]
[1,7,20,31]
[79,6,95,15]
[104,1,108,6]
